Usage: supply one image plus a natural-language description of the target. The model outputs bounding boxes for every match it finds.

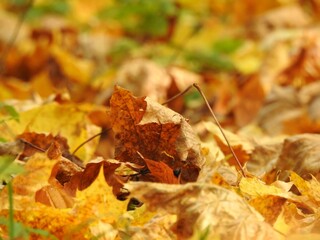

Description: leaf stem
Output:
[72,129,110,155]
[192,83,246,177]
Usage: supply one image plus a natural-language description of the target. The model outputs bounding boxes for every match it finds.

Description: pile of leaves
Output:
[0,0,320,239]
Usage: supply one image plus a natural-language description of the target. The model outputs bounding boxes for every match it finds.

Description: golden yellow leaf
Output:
[239,177,284,198]
[2,102,100,161]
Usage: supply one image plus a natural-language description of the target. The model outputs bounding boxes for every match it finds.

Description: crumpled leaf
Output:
[78,157,141,198]
[110,86,204,183]
[126,182,281,240]
[276,134,320,180]
[290,172,320,209]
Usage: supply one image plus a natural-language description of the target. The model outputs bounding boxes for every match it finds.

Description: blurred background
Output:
[1,0,320,135]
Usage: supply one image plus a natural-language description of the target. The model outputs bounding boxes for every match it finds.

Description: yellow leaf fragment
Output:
[2,102,100,160]
[126,182,282,240]
[239,177,284,197]
[290,172,320,205]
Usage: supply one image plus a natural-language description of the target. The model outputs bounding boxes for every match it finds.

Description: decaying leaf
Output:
[276,134,320,180]
[17,131,83,166]
[110,86,204,183]
[126,182,281,240]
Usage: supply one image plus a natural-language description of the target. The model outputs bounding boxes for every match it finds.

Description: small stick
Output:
[72,128,110,155]
[163,83,246,177]
[162,85,193,105]
[19,138,46,152]
[193,83,246,177]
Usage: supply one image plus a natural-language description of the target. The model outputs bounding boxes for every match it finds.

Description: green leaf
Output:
[25,0,70,21]
[98,0,177,37]
[0,103,19,123]
[186,51,235,72]
[0,155,24,183]
[213,38,243,54]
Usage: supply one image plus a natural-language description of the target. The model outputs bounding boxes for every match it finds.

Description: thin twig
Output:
[162,85,193,105]
[19,138,46,152]
[162,83,246,177]
[193,83,246,177]
[0,0,34,75]
[72,129,110,155]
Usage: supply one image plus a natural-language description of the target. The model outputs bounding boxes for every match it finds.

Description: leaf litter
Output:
[1,2,320,240]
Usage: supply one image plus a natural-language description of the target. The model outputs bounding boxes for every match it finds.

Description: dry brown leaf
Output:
[234,75,266,127]
[116,58,171,102]
[143,158,179,184]
[126,182,282,240]
[49,158,83,196]
[277,30,320,85]
[248,4,311,38]
[77,157,141,198]
[276,134,320,180]
[110,86,204,183]
[0,139,24,157]
[35,180,74,208]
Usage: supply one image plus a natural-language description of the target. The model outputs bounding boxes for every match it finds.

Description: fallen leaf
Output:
[0,139,24,157]
[249,195,286,224]
[110,86,204,183]
[249,4,311,38]
[290,172,320,207]
[143,157,179,184]
[78,157,140,198]
[276,134,320,180]
[204,121,253,169]
[126,182,282,240]
[234,75,266,127]
[2,102,100,161]
[35,180,74,208]
[116,58,171,102]
[49,158,83,196]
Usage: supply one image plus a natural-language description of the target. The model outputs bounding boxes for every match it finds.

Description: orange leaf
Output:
[143,158,179,184]
[35,181,74,208]
[109,86,204,183]
[78,158,104,190]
